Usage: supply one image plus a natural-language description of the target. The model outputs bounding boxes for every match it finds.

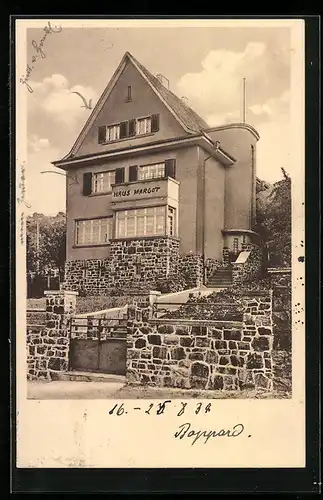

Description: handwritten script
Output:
[108,402,248,445]
[17,162,31,244]
[108,401,212,416]
[20,21,62,93]
[174,422,245,446]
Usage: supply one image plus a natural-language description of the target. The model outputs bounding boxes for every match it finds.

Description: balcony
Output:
[110,176,179,210]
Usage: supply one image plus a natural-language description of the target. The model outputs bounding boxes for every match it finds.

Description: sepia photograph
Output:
[22,21,295,401]
[15,18,307,470]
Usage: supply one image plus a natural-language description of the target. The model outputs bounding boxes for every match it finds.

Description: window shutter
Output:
[120,121,128,139]
[164,159,176,179]
[151,114,160,132]
[98,126,106,144]
[128,119,136,136]
[129,165,138,182]
[83,172,92,196]
[115,168,125,185]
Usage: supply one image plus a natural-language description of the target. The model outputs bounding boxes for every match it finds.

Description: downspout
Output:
[250,144,256,230]
[202,141,221,284]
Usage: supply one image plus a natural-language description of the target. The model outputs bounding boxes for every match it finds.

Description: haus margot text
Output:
[52,51,261,293]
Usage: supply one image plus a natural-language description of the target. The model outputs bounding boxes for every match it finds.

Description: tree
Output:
[265,168,291,267]
[255,169,291,268]
[26,212,66,274]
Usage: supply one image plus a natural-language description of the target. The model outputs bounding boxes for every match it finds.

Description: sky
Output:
[23,23,292,215]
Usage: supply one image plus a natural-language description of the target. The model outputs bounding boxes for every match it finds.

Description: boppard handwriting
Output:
[174,422,245,445]
[20,21,62,94]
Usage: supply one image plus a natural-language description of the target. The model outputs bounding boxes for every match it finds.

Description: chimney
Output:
[156,73,169,89]
[181,96,188,106]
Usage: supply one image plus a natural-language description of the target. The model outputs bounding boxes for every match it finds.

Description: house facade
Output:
[53,52,261,293]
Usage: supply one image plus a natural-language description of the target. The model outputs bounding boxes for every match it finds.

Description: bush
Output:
[77,286,87,297]
[206,277,272,304]
[160,278,274,321]
[161,290,244,321]
[154,274,187,294]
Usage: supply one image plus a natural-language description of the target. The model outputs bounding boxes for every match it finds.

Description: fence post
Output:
[149,290,161,306]
[27,290,78,381]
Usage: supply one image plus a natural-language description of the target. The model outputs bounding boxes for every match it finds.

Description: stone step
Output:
[208,276,232,280]
[205,283,229,290]
[208,274,232,277]
[51,371,126,383]
[207,280,233,285]
[207,284,232,288]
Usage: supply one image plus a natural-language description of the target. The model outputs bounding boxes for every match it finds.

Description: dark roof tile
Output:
[130,53,209,133]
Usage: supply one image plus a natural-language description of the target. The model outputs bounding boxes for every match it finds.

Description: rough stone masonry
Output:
[126,290,274,392]
[26,290,78,380]
[27,290,274,392]
[63,236,205,294]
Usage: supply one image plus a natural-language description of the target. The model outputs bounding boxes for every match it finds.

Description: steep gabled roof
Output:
[60,51,210,161]
[130,53,209,133]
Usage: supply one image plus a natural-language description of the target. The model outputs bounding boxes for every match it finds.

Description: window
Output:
[116,206,166,238]
[167,207,175,236]
[92,171,115,193]
[136,116,151,135]
[126,85,132,101]
[233,237,239,254]
[106,124,120,141]
[75,218,113,246]
[139,163,165,180]
[129,159,176,182]
[98,115,159,143]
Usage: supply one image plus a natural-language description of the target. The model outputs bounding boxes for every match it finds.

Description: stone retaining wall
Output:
[27,290,274,392]
[63,239,207,294]
[64,259,110,295]
[232,245,263,285]
[177,253,204,288]
[110,236,180,288]
[126,291,273,391]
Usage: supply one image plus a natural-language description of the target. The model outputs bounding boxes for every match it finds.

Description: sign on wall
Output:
[113,186,161,198]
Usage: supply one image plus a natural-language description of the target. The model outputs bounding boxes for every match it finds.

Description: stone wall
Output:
[177,253,204,288]
[232,244,263,285]
[126,291,274,392]
[109,236,180,289]
[267,267,292,288]
[63,238,207,294]
[64,259,111,295]
[27,290,274,392]
[27,291,78,380]
[268,268,292,351]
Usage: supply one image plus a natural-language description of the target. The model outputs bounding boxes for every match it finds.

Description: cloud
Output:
[28,73,98,128]
[176,44,292,183]
[28,135,50,153]
[176,42,290,127]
